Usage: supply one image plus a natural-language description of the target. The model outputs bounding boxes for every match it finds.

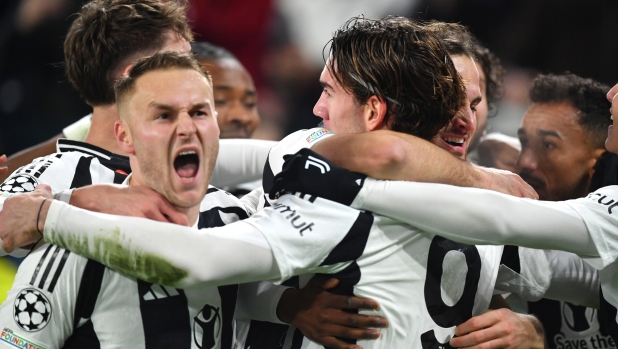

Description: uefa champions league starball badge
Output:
[13,289,52,332]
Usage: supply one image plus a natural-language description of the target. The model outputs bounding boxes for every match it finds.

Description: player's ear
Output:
[115,120,135,155]
[364,95,388,131]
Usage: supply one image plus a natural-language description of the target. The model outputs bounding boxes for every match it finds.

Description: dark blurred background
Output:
[0,0,616,155]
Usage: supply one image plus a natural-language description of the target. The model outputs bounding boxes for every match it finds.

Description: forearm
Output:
[211,139,275,187]
[312,130,480,186]
[42,200,280,288]
[353,179,597,256]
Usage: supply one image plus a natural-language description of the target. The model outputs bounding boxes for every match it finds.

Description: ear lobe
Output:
[115,120,135,155]
[365,95,388,131]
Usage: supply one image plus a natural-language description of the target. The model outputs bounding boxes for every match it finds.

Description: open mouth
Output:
[174,150,199,181]
[442,136,465,147]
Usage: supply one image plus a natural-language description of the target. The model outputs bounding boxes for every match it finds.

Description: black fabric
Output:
[262,154,275,194]
[218,285,238,349]
[47,249,71,292]
[599,288,618,342]
[63,260,106,349]
[69,156,94,189]
[29,244,53,285]
[269,148,366,206]
[137,281,191,349]
[499,245,521,274]
[589,151,618,191]
[529,298,613,349]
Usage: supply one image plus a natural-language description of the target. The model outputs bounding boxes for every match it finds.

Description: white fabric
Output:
[211,139,276,188]
[62,114,92,142]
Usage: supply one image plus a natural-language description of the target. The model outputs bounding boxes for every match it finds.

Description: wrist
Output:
[276,288,300,324]
[36,199,52,236]
[522,314,546,349]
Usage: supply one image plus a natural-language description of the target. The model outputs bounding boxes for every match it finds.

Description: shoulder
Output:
[267,128,335,175]
[198,186,250,227]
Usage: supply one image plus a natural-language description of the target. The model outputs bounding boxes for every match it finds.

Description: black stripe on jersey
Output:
[64,260,106,349]
[262,154,275,193]
[244,276,300,349]
[138,281,191,349]
[218,285,238,349]
[30,244,53,285]
[33,153,63,178]
[319,212,373,349]
[320,211,373,266]
[48,249,71,292]
[38,245,60,289]
[198,206,250,228]
[599,288,618,341]
[207,187,220,194]
[70,156,94,189]
[499,245,521,274]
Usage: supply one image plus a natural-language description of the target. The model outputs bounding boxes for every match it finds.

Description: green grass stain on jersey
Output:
[46,228,188,286]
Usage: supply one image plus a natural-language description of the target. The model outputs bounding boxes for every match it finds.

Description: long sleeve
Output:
[352,179,599,257]
[43,193,361,289]
[43,200,280,289]
[211,139,276,188]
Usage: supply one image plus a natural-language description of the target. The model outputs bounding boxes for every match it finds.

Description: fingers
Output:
[1,238,15,253]
[0,154,6,173]
[451,327,500,348]
[310,275,340,290]
[157,200,189,226]
[33,183,53,198]
[455,311,500,336]
[346,296,380,311]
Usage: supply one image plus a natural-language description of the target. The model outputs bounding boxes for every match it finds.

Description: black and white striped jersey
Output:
[238,129,551,349]
[0,183,249,349]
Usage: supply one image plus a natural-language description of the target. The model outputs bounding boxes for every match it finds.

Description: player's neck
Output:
[128,174,200,226]
[84,104,126,156]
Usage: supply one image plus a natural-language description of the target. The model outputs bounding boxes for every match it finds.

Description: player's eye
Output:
[542,141,554,149]
[156,113,169,120]
[214,99,228,107]
[323,89,331,98]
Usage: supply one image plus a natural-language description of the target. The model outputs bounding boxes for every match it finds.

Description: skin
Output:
[431,55,482,160]
[115,68,219,223]
[199,57,260,139]
[470,65,489,150]
[606,84,618,152]
[313,62,388,134]
[517,102,605,201]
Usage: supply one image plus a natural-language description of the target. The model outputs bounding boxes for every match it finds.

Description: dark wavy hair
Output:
[65,0,193,106]
[191,41,236,61]
[530,73,611,148]
[426,22,504,117]
[326,16,465,140]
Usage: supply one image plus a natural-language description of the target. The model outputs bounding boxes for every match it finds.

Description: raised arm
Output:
[354,179,597,257]
[211,139,276,187]
[311,130,537,199]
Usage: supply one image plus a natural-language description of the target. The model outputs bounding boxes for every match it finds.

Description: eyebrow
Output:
[537,129,561,139]
[149,102,212,110]
[320,80,334,90]
[213,85,257,96]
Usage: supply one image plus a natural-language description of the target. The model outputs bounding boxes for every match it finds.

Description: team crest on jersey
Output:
[13,289,52,332]
[1,328,47,349]
[1,174,38,194]
[193,304,221,349]
[305,129,332,144]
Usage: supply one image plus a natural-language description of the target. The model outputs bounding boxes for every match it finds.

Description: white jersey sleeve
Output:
[352,179,599,257]
[564,186,618,269]
[211,139,276,188]
[42,193,358,288]
[0,243,84,349]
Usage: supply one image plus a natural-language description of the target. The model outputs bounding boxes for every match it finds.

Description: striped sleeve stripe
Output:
[29,244,54,285]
